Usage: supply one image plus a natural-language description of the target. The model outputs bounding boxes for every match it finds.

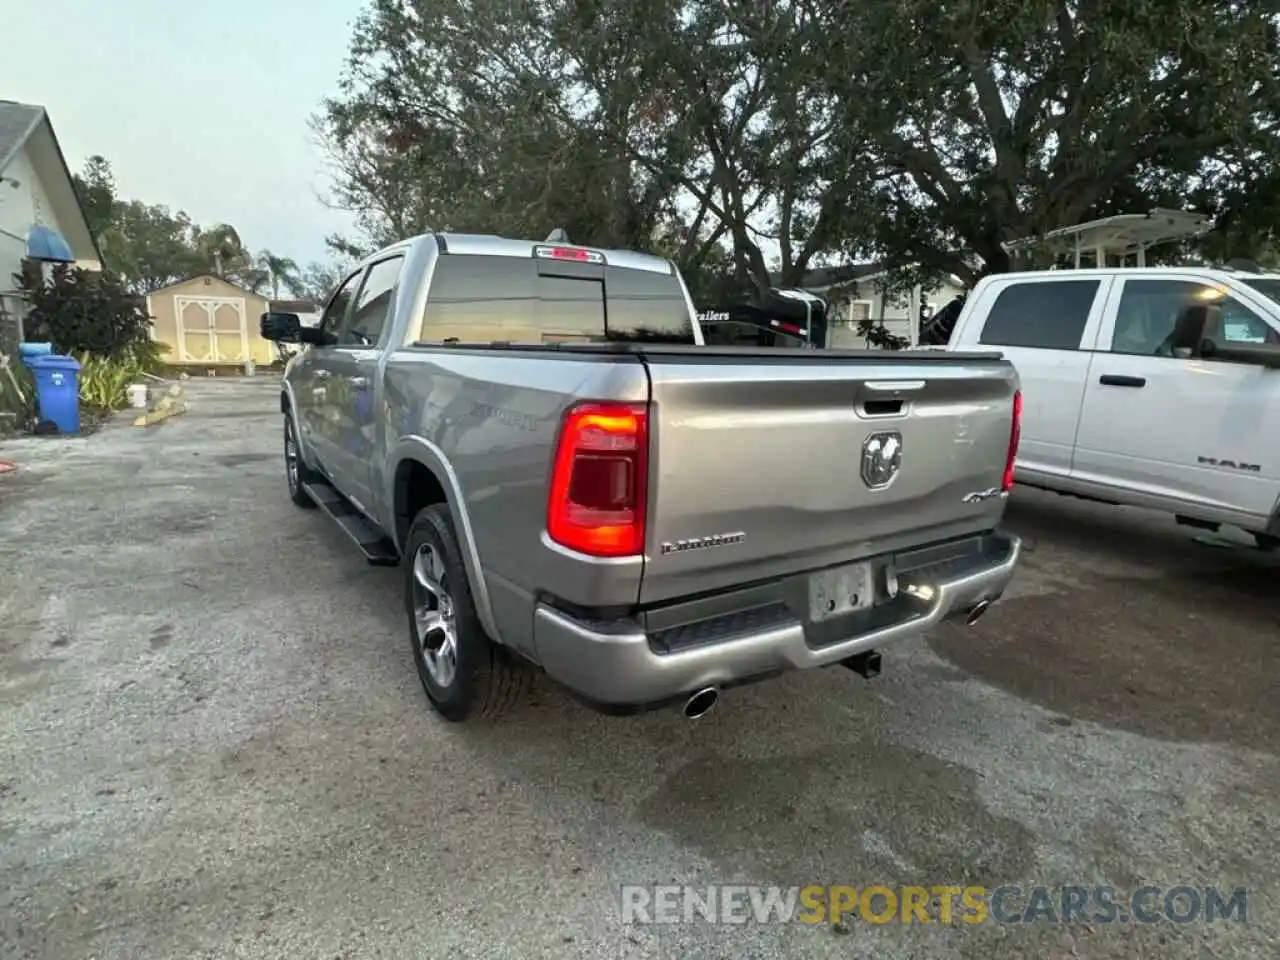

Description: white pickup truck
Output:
[944,266,1280,549]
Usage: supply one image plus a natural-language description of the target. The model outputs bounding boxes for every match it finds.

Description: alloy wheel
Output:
[412,543,458,687]
[284,419,300,493]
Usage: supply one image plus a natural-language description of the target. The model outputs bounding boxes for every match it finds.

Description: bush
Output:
[77,341,170,410]
[0,358,36,426]
[855,317,911,350]
[19,262,154,360]
[76,353,142,410]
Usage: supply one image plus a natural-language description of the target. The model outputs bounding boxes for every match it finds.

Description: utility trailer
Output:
[697,288,830,348]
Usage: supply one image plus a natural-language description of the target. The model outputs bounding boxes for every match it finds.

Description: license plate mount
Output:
[809,561,875,622]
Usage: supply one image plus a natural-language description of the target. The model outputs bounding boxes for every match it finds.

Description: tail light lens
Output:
[1002,390,1022,492]
[547,402,648,557]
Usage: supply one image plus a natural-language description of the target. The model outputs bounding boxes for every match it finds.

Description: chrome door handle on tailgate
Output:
[863,380,925,393]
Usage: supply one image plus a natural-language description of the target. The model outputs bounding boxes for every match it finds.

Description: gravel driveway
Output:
[1,377,1277,960]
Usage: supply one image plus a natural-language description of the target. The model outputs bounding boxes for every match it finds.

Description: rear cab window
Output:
[977,279,1101,350]
[415,253,695,345]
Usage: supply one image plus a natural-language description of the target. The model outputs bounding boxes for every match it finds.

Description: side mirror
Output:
[261,311,301,342]
[1200,339,1280,369]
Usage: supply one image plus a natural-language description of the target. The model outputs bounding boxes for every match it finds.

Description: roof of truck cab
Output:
[393,231,675,274]
[980,266,1273,282]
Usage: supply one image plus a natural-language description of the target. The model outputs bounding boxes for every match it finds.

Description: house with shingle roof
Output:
[0,100,102,349]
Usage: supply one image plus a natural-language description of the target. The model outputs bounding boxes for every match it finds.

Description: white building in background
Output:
[773,263,965,348]
[0,100,102,347]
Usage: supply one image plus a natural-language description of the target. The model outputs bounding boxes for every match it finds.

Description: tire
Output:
[1254,532,1280,552]
[284,413,317,508]
[403,505,530,721]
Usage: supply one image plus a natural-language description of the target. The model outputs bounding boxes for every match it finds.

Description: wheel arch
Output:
[390,437,502,645]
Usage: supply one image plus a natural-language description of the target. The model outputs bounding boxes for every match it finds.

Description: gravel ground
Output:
[1,377,1277,960]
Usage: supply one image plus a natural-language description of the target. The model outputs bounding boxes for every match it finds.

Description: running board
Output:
[302,481,400,566]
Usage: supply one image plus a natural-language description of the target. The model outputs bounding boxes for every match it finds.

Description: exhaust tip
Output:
[966,598,993,626]
[683,687,719,719]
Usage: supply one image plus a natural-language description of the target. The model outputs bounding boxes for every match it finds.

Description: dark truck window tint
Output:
[978,279,1100,350]
[341,255,403,347]
[1111,278,1280,354]
[1242,277,1280,308]
[319,271,362,335]
[602,268,695,343]
[417,254,693,345]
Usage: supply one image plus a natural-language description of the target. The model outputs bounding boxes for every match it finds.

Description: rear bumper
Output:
[532,530,1021,710]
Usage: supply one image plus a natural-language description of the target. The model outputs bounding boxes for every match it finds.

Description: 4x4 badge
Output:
[962,487,1004,503]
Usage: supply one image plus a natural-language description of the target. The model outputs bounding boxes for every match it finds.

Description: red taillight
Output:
[547,402,648,557]
[1003,390,1022,492]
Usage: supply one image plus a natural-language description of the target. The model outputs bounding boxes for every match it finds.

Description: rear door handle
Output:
[1099,374,1146,388]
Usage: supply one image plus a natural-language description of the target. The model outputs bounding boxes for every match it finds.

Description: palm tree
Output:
[192,223,246,277]
[256,250,301,300]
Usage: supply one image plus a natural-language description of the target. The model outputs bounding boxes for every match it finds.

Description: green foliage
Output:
[75,155,116,242]
[257,252,301,299]
[295,260,351,304]
[1,360,36,425]
[855,319,912,351]
[76,353,142,410]
[102,201,206,292]
[20,264,155,361]
[316,0,1280,296]
[72,156,324,298]
[820,0,1280,278]
[74,344,168,411]
[74,157,204,291]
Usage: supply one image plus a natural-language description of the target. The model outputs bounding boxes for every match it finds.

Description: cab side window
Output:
[318,272,363,339]
[339,256,404,347]
[978,280,1100,350]
[1108,279,1280,358]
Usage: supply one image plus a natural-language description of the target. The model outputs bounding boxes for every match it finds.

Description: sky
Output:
[2,0,362,266]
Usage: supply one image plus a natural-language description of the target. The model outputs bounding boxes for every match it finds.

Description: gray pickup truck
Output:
[260,233,1023,722]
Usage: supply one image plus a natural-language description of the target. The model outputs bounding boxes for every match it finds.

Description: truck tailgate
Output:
[638,348,1019,605]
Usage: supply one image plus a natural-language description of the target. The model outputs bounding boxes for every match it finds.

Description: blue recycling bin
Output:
[27,354,82,434]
